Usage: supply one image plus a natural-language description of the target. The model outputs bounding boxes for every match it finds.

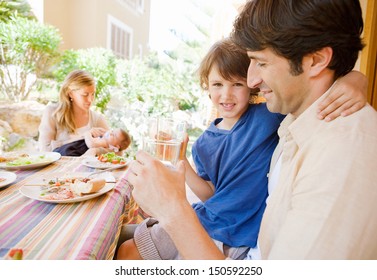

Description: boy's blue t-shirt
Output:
[192,103,285,248]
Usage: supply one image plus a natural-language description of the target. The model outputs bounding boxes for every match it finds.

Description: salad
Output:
[97,152,127,164]
[5,155,51,166]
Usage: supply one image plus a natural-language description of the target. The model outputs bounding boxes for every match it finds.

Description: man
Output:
[127,0,377,259]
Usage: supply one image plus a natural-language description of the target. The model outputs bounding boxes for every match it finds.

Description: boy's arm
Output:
[184,158,215,202]
[179,134,215,201]
[317,70,367,121]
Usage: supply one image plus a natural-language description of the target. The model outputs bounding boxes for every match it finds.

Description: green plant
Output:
[103,52,206,155]
[0,0,34,22]
[0,16,61,101]
[53,48,117,112]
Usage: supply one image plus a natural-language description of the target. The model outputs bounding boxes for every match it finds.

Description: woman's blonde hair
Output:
[53,70,95,133]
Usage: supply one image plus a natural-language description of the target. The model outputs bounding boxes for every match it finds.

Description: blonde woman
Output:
[38,70,109,156]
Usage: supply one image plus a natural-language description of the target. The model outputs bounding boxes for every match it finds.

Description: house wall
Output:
[40,0,150,58]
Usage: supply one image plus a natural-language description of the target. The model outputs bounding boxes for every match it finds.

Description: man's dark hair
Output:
[231,0,365,78]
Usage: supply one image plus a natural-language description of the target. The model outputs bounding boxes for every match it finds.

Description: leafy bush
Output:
[0,0,35,22]
[0,17,61,101]
[104,52,206,155]
[53,48,118,112]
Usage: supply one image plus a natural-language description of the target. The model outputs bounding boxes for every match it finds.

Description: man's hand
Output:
[127,151,188,222]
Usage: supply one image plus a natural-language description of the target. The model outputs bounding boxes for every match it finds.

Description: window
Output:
[117,0,144,13]
[107,15,133,59]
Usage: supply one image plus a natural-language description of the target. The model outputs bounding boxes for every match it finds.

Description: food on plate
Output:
[70,178,106,195]
[7,248,23,260]
[40,176,107,200]
[97,152,127,165]
[1,153,52,167]
[0,153,29,163]
[0,178,5,182]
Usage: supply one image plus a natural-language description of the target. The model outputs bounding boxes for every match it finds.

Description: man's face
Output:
[246,48,310,116]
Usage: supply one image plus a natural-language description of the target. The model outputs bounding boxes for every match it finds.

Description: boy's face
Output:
[208,65,250,125]
[246,48,310,116]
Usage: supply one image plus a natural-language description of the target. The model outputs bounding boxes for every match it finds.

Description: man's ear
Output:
[308,47,333,77]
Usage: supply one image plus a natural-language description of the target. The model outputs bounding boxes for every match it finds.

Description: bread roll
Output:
[70,178,106,195]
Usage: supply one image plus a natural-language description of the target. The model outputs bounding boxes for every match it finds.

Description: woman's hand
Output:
[82,148,98,157]
[90,127,107,138]
[317,70,367,121]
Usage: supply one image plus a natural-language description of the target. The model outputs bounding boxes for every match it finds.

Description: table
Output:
[0,156,143,260]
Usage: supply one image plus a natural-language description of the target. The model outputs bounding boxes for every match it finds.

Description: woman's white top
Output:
[38,103,109,152]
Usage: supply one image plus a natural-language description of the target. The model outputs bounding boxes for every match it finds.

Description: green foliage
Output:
[0,16,61,101]
[0,0,35,22]
[117,52,201,116]
[53,48,118,112]
[103,51,206,154]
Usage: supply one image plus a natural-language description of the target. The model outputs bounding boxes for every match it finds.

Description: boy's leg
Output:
[117,238,142,260]
[118,218,180,260]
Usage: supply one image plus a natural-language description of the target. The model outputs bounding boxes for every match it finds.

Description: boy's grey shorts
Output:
[134,217,249,260]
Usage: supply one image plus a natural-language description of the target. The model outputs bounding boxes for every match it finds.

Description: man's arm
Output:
[127,151,225,260]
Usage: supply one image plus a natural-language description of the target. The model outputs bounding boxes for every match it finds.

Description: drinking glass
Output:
[146,117,186,142]
[143,117,186,166]
[142,138,182,166]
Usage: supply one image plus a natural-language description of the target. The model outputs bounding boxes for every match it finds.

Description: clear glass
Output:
[143,117,186,166]
[142,138,182,166]
[146,117,186,142]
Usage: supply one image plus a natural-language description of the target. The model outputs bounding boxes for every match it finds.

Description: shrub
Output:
[104,52,206,155]
[53,48,117,112]
[0,17,61,101]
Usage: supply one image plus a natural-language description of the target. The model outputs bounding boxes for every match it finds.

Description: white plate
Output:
[19,172,116,203]
[24,172,116,185]
[81,157,129,169]
[0,171,17,188]
[0,152,61,170]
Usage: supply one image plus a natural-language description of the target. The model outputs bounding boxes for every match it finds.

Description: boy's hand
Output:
[317,70,367,121]
[179,133,189,160]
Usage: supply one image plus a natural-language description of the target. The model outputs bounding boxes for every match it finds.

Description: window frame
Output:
[107,15,133,59]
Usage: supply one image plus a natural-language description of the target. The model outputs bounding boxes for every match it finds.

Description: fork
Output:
[88,164,127,177]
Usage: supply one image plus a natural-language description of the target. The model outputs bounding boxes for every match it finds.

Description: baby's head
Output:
[104,128,131,152]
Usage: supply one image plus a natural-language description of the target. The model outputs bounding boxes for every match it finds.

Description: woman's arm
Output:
[317,70,367,121]
[38,105,58,152]
[84,129,107,149]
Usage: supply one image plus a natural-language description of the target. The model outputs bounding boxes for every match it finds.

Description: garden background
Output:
[0,0,222,157]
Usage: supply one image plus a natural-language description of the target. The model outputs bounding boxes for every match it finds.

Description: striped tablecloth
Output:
[0,156,135,260]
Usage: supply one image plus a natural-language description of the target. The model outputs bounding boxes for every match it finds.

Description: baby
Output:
[84,128,131,155]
